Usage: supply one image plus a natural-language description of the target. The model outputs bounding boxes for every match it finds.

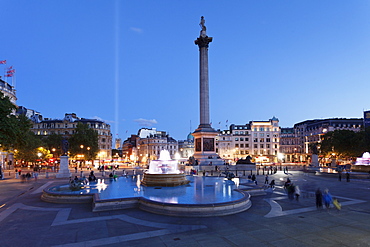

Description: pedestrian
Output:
[294,185,300,201]
[18,169,22,176]
[251,174,257,185]
[264,174,269,184]
[346,172,350,182]
[338,172,342,181]
[323,189,332,209]
[269,179,275,189]
[315,188,323,209]
[287,183,295,200]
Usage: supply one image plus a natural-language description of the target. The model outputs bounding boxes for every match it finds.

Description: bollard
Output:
[46,172,49,178]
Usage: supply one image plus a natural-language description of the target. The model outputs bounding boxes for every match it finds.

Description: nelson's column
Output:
[192,16,222,166]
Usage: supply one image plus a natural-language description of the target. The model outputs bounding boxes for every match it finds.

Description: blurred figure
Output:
[315,188,323,209]
[323,189,333,209]
[294,185,300,201]
[269,179,275,189]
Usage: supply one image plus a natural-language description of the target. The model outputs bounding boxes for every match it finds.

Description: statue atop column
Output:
[195,16,212,48]
[199,16,207,37]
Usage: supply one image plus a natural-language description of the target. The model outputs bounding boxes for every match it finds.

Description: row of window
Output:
[234,144,279,149]
[36,123,108,129]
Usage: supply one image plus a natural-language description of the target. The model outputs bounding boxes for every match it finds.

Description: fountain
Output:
[141,150,190,187]
[355,152,370,166]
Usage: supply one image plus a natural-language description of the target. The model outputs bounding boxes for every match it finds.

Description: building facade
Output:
[29,113,112,160]
[122,128,179,166]
[216,117,280,164]
[0,78,17,170]
[292,118,363,163]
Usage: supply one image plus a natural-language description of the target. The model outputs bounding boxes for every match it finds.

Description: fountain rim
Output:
[41,183,252,217]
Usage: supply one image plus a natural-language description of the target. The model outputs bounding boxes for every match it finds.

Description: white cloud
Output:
[134,118,158,127]
[91,116,114,124]
[130,27,143,34]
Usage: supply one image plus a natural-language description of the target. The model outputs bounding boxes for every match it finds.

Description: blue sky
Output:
[2,1,370,141]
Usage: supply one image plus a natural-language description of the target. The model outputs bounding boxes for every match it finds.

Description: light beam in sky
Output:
[114,0,120,137]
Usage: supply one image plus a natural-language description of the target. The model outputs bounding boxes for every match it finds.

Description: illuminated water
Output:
[52,175,249,204]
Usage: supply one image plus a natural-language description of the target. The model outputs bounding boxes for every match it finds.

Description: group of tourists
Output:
[284,178,300,201]
[315,188,341,210]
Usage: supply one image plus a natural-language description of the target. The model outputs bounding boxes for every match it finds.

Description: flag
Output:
[0,60,6,64]
[5,73,13,77]
[7,69,15,74]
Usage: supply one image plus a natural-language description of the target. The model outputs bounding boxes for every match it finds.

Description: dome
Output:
[187,133,194,141]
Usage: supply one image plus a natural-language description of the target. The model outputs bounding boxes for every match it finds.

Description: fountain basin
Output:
[42,176,253,217]
[92,190,251,217]
[141,173,190,187]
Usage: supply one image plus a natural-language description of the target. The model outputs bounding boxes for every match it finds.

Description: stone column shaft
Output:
[199,46,210,126]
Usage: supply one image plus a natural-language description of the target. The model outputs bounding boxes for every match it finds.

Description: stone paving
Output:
[1,169,370,246]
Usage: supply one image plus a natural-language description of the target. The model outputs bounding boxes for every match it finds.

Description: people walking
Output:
[316,188,323,209]
[346,172,350,182]
[294,185,300,201]
[323,189,333,209]
[264,175,269,184]
[251,174,257,185]
[269,179,275,189]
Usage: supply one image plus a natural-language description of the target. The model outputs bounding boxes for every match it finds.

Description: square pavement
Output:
[1,170,370,246]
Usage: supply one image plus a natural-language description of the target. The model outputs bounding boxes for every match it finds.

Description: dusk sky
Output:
[2,1,370,141]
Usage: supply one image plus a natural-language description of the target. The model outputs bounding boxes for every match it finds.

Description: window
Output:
[235,131,239,134]
[254,128,257,131]
[240,144,244,148]
[260,138,264,142]
[240,137,244,141]
[235,138,239,141]
[260,144,264,148]
[266,144,270,148]
[266,138,271,142]
[254,138,258,142]
[235,144,239,148]
[254,144,258,148]
[245,144,249,148]
[260,127,264,131]
[260,133,264,137]
[245,138,249,141]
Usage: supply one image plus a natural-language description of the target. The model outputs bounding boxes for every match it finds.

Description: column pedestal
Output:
[56,155,71,178]
[192,130,223,166]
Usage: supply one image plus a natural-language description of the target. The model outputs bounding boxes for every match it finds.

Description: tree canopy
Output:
[320,128,370,159]
[0,91,18,150]
[68,122,99,160]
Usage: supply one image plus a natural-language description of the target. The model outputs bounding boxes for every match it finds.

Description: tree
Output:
[68,122,99,161]
[320,129,362,159]
[13,115,43,163]
[43,133,64,158]
[0,91,18,150]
